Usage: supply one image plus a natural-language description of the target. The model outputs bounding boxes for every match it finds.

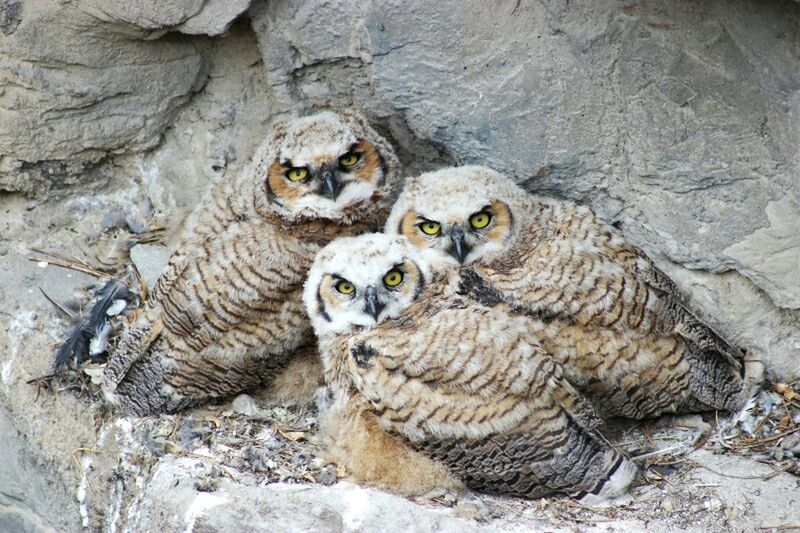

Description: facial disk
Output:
[266,111,389,220]
[304,234,429,337]
[385,166,516,268]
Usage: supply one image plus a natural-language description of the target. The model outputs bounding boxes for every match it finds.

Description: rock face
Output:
[0,0,251,194]
[131,458,476,533]
[0,0,799,532]
[250,0,800,380]
[0,408,80,532]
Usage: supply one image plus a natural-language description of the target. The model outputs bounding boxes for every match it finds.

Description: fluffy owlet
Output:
[385,166,745,420]
[304,233,637,502]
[102,110,401,415]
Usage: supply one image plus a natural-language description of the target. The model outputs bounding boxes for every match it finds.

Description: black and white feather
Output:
[50,279,140,372]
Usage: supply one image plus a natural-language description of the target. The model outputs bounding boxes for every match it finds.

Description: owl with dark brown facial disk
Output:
[386,166,746,420]
[305,233,637,503]
[100,110,401,415]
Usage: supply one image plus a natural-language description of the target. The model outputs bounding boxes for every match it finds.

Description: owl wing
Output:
[343,295,635,499]
[349,294,601,431]
[106,215,311,390]
[633,249,743,369]
[471,205,742,370]
[149,177,239,304]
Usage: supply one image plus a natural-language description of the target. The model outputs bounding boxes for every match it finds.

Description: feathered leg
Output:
[102,316,163,392]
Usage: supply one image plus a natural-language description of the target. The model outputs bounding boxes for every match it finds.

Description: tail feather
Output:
[675,302,744,372]
[643,258,744,371]
[577,454,638,505]
[417,415,637,501]
[555,426,637,503]
[684,339,746,412]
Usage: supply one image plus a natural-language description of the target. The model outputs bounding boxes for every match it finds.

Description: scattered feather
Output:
[39,288,76,320]
[89,323,113,357]
[51,279,140,372]
[106,299,128,317]
[53,323,94,372]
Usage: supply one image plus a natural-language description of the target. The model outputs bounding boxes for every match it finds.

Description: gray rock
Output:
[130,243,171,292]
[82,0,252,36]
[0,0,21,35]
[723,197,800,310]
[177,0,252,36]
[0,1,208,193]
[120,19,275,234]
[81,0,206,31]
[231,393,259,416]
[130,456,478,533]
[0,407,79,532]
[692,448,800,527]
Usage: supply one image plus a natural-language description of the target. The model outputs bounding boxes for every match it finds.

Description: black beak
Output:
[447,227,471,264]
[319,168,343,200]
[363,286,384,322]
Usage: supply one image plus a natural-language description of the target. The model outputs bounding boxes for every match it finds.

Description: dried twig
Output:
[687,458,793,480]
[631,444,689,462]
[29,247,110,278]
[735,427,800,450]
[26,373,59,385]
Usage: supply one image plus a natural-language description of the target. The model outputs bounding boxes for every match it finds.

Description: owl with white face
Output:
[304,233,637,502]
[101,110,401,415]
[385,165,745,420]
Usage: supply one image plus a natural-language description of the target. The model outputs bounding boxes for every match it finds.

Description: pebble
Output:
[130,244,171,291]
[703,498,723,512]
[454,498,490,521]
[231,394,259,416]
[316,465,337,486]
[725,507,741,521]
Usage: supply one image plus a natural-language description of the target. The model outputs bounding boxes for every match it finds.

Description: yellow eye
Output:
[383,270,404,288]
[286,167,309,182]
[469,211,492,229]
[339,153,360,168]
[418,220,441,236]
[335,280,355,295]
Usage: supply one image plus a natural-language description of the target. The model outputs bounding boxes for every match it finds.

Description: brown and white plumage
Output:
[304,234,637,502]
[386,166,745,420]
[102,110,401,415]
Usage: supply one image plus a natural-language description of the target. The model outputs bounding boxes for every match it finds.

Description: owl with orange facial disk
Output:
[304,233,637,502]
[100,110,401,415]
[386,166,745,420]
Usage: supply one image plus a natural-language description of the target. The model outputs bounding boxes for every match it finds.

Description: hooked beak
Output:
[319,167,343,200]
[363,286,384,322]
[447,227,471,264]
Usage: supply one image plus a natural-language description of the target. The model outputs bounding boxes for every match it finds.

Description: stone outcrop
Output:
[0,0,251,194]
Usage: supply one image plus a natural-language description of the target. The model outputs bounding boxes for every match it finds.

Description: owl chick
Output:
[304,233,637,502]
[385,166,745,420]
[102,110,401,415]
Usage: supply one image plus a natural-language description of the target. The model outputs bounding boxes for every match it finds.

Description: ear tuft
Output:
[269,119,290,147]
